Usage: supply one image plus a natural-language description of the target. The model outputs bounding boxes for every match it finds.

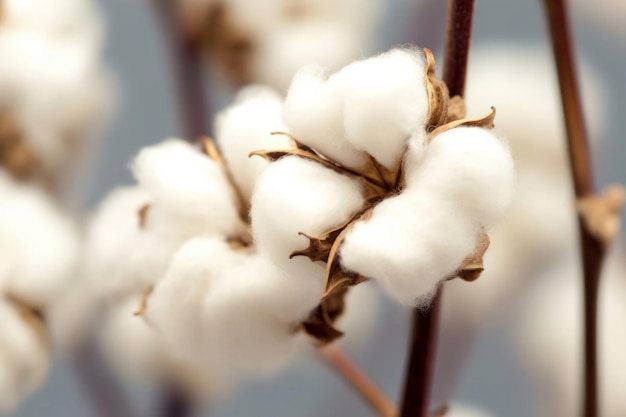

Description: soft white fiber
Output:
[215,86,289,201]
[99,296,225,401]
[251,156,365,275]
[0,299,49,413]
[147,237,322,375]
[335,48,428,169]
[0,172,79,307]
[340,127,514,306]
[282,65,367,169]
[131,139,245,240]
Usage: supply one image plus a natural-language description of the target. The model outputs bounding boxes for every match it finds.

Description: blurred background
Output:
[6,0,626,416]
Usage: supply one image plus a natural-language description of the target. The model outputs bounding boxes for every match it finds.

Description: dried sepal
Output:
[448,233,490,282]
[428,107,497,141]
[576,184,626,245]
[301,287,348,345]
[271,131,316,154]
[424,48,450,131]
[137,204,150,229]
[322,209,373,300]
[0,112,39,180]
[133,286,154,316]
[250,148,388,200]
[445,95,467,123]
[6,294,48,348]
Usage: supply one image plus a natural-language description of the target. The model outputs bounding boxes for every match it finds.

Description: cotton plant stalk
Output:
[542,1,625,416]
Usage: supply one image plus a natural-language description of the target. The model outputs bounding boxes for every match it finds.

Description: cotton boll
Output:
[340,189,477,307]
[147,236,322,375]
[515,249,626,417]
[251,156,365,276]
[336,48,429,169]
[282,65,367,170]
[215,86,289,201]
[0,298,49,413]
[132,139,245,240]
[572,0,626,35]
[86,186,181,299]
[408,127,515,227]
[99,296,228,402]
[0,172,80,307]
[251,22,361,94]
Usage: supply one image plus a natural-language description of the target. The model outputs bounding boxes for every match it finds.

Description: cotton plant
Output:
[0,0,113,194]
[0,171,80,411]
[246,47,514,344]
[178,0,382,91]
[515,246,626,417]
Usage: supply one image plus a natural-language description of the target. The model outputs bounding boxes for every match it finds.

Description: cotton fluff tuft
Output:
[0,299,49,413]
[282,48,429,170]
[251,156,365,276]
[99,296,226,401]
[334,48,428,169]
[340,128,514,306]
[131,139,245,240]
[146,236,322,375]
[215,86,289,201]
[282,65,366,169]
[0,172,79,307]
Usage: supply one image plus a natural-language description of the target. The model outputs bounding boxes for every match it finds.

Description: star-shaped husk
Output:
[250,49,498,344]
[0,112,39,180]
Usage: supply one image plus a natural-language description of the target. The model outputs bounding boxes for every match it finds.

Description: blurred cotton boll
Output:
[571,0,626,36]
[515,247,626,417]
[0,171,80,308]
[0,0,113,194]
[0,298,49,413]
[445,404,496,417]
[99,296,229,403]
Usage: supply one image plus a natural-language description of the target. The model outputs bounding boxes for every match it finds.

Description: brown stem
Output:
[151,0,209,142]
[542,1,606,416]
[319,344,397,417]
[159,385,193,417]
[399,1,475,416]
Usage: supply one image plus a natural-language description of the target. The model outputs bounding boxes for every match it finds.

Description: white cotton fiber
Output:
[0,299,49,413]
[99,296,226,401]
[147,236,322,375]
[340,187,477,307]
[0,172,79,307]
[131,139,245,240]
[282,65,367,170]
[407,127,515,227]
[215,86,289,201]
[334,282,381,350]
[251,156,365,276]
[334,48,429,169]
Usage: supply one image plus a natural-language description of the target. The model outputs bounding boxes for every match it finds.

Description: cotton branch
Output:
[319,344,397,417]
[542,1,621,416]
[398,1,476,416]
[151,0,209,141]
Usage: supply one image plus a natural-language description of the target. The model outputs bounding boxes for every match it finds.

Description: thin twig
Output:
[150,0,209,142]
[319,344,397,417]
[542,1,607,416]
[159,385,193,417]
[399,1,476,416]
[72,336,137,417]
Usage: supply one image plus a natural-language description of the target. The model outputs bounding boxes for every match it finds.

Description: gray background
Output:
[7,0,626,416]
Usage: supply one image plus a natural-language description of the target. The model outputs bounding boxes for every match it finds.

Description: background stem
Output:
[151,0,209,142]
[542,1,606,416]
[399,1,475,416]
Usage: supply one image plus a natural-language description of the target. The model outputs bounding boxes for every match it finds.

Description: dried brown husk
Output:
[0,112,39,180]
[447,233,490,282]
[576,184,626,245]
[6,294,48,349]
[301,287,348,344]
